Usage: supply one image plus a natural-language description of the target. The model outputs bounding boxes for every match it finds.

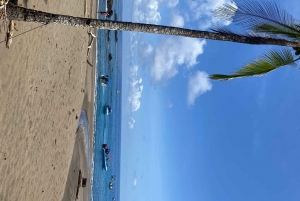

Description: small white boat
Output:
[109,182,114,189]
[103,144,110,171]
[106,104,112,115]
[103,148,108,171]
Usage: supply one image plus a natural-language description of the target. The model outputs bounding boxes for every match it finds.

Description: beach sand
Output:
[0,0,97,200]
[61,126,89,201]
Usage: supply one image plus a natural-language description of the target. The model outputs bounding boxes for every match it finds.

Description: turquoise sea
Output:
[91,0,123,200]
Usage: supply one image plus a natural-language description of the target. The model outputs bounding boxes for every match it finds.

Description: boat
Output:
[103,148,108,171]
[105,104,112,115]
[100,75,110,87]
[116,89,120,94]
[103,144,110,171]
[109,182,114,189]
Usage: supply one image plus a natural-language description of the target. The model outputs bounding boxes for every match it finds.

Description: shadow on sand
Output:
[61,126,89,201]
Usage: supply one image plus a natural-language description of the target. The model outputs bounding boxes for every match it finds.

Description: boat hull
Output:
[105,105,111,115]
[100,75,110,87]
[103,148,108,171]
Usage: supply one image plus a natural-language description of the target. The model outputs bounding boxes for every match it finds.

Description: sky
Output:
[120,0,300,201]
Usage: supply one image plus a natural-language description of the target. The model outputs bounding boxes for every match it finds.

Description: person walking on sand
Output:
[97,10,114,18]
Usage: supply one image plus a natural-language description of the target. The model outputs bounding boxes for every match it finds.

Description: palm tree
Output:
[4,2,300,47]
[209,1,300,81]
[5,1,300,81]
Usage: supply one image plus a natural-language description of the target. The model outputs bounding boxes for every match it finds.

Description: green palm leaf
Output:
[209,49,298,81]
[211,25,284,40]
[215,1,300,38]
[254,23,300,41]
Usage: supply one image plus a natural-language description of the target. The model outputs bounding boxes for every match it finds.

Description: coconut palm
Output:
[3,2,300,47]
[4,1,300,81]
[209,1,300,81]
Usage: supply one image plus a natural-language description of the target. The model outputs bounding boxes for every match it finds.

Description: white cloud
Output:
[126,65,141,129]
[185,0,234,29]
[133,178,138,186]
[138,41,154,66]
[167,100,173,108]
[170,13,184,27]
[187,71,212,105]
[128,65,143,112]
[133,0,161,24]
[151,37,206,83]
[128,117,136,129]
[167,0,179,8]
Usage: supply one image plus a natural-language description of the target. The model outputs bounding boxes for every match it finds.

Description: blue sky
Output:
[120,0,300,201]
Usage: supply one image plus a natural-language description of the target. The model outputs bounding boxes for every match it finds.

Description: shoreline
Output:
[62,0,98,200]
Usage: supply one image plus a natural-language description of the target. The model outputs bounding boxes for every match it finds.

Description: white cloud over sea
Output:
[128,64,143,112]
[126,63,143,129]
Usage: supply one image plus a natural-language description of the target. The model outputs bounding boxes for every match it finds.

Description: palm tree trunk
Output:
[6,3,300,47]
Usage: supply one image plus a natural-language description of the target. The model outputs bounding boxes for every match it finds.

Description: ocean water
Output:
[91,0,123,201]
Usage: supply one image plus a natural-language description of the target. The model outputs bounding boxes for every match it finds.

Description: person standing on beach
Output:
[97,10,114,18]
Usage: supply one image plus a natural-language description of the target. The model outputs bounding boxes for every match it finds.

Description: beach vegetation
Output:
[209,0,300,80]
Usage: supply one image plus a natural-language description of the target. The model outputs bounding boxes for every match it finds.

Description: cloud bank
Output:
[128,64,143,112]
[127,64,143,129]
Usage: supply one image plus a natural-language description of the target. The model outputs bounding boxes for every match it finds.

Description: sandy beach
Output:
[0,0,97,200]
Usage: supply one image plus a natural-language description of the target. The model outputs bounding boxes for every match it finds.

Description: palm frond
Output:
[209,49,298,81]
[211,25,284,39]
[215,0,300,38]
[254,23,300,40]
[210,26,238,35]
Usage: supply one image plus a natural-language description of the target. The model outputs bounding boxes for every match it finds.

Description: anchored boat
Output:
[105,104,112,115]
[102,144,110,171]
[100,75,110,87]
